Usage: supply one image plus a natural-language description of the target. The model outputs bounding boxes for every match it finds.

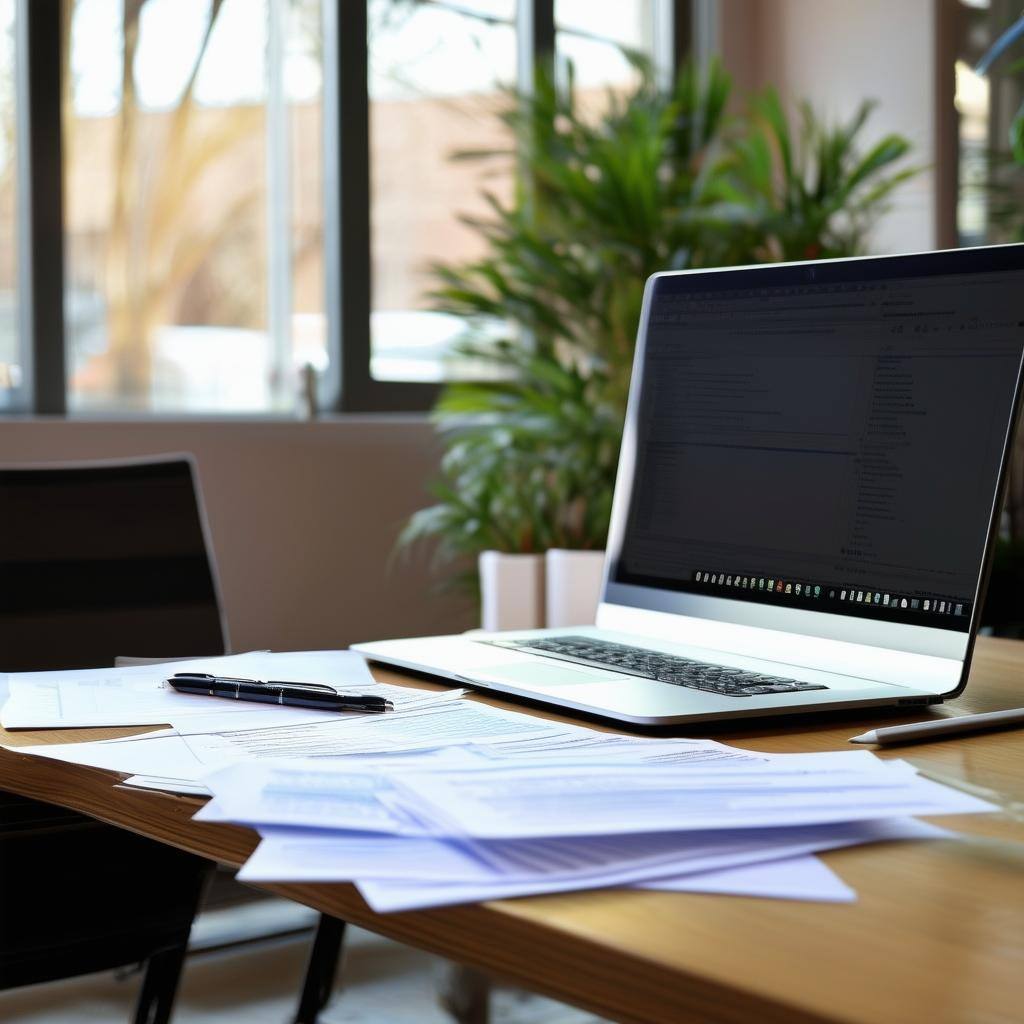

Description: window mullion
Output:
[16,0,65,415]
[653,0,693,89]
[321,0,365,412]
[266,0,293,412]
[692,0,719,75]
[519,0,554,88]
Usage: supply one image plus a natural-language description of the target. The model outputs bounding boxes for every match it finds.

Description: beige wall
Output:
[719,0,944,253]
[0,418,475,653]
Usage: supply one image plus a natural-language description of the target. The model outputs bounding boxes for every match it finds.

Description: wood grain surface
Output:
[2,638,1023,1024]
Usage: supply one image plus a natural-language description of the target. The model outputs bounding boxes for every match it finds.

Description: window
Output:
[368,1,516,385]
[951,1,1024,247]
[0,0,18,407]
[555,0,654,116]
[64,0,324,413]
[13,0,680,414]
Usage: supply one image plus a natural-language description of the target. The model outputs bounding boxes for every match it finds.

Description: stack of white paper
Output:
[235,817,946,911]
[196,745,979,912]
[0,652,986,911]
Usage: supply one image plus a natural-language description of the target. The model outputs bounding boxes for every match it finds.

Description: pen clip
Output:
[265,680,339,694]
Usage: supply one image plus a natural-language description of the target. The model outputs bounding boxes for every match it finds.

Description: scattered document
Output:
[474,730,773,766]
[241,821,847,885]
[347,819,951,913]
[2,646,990,915]
[387,756,987,839]
[2,651,392,730]
[2,729,206,781]
[2,730,213,795]
[249,827,858,909]
[238,817,944,888]
[172,685,459,739]
[197,749,484,834]
[119,775,211,797]
[180,696,555,766]
[338,699,568,746]
[636,854,856,903]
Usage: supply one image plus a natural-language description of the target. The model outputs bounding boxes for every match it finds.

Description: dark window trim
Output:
[932,0,959,251]
[330,0,557,413]
[10,0,692,417]
[664,0,692,81]
[324,0,439,413]
[16,0,65,415]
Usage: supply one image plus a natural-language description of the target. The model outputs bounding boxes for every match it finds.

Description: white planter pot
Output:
[545,549,606,628]
[478,551,546,632]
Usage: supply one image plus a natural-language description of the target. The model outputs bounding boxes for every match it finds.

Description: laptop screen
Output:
[611,247,1024,634]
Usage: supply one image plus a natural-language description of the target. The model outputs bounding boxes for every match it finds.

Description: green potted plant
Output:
[402,60,917,626]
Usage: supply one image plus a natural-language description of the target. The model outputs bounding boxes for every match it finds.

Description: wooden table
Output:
[2,637,1024,1024]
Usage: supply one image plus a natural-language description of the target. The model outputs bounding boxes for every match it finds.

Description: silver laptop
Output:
[355,245,1024,725]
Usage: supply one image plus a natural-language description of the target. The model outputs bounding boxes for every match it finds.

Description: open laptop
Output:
[355,245,1024,725]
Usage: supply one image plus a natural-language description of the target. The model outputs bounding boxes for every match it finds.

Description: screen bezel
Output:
[601,245,1024,688]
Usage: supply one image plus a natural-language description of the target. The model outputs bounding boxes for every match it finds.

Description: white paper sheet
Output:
[196,749,485,834]
[172,682,460,738]
[118,775,212,797]
[181,696,560,765]
[390,756,991,839]
[635,854,856,902]
[237,818,945,888]
[474,730,773,766]
[339,699,568,745]
[3,729,207,780]
[350,819,951,912]
[1,651,387,730]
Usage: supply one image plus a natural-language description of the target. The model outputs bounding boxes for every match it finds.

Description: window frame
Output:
[15,0,65,414]
[16,0,692,417]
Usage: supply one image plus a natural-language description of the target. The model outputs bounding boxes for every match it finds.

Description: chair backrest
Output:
[0,454,228,671]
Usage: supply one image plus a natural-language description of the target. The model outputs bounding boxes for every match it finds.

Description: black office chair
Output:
[0,457,225,1023]
[0,793,212,1020]
[0,456,227,671]
[0,455,347,1024]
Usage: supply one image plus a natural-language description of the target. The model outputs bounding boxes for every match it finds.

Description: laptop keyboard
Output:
[486,636,828,697]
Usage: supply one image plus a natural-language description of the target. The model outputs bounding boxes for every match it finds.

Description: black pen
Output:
[168,673,394,713]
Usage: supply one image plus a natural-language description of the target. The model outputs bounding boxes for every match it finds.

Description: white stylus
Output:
[850,707,1024,745]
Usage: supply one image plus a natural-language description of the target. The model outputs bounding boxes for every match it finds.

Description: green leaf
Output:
[397,57,918,589]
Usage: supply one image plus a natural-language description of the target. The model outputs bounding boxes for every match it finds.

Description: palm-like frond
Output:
[728,91,917,261]
[403,63,917,578]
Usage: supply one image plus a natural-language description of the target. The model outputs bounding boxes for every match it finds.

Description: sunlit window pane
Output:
[955,58,989,245]
[555,0,652,118]
[368,0,516,383]
[0,0,19,404]
[952,1,1024,247]
[64,0,324,413]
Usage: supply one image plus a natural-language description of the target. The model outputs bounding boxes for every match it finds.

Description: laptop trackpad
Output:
[474,663,623,688]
